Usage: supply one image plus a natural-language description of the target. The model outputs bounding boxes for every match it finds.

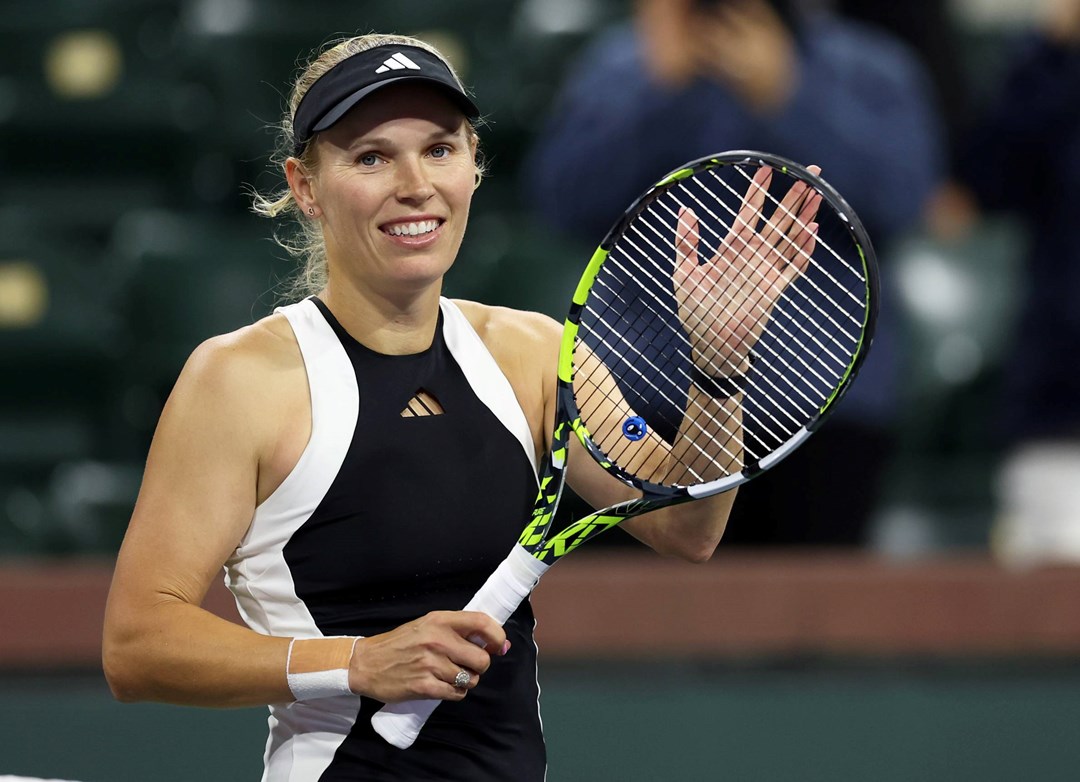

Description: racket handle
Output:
[371,545,549,749]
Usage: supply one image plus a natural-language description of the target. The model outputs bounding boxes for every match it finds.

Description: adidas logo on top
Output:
[375,52,422,74]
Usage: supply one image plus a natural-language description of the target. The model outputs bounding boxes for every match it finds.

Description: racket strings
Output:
[582,192,807,468]
[621,220,784,382]
[587,268,802,449]
[694,166,866,361]
[619,212,839,419]
[724,166,868,293]
[577,161,869,481]
[661,164,864,369]
[709,165,868,403]
[572,309,748,481]
[651,189,854,399]
[579,202,827,475]
[578,277,783,462]
[629,178,850,386]
[657,167,865,391]
[570,312,747,480]
[580,253,800,474]
[662,175,863,376]
[718,166,867,327]
[616,206,843,431]
[575,256,805,483]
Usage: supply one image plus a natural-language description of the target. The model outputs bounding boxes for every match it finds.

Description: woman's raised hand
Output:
[673,164,822,377]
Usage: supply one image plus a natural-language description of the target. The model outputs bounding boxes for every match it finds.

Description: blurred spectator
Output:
[836,0,972,163]
[953,0,1080,566]
[523,0,946,546]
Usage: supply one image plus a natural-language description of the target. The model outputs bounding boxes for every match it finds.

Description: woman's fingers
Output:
[753,166,822,275]
[787,192,821,267]
[440,664,476,699]
[759,179,806,248]
[733,165,773,249]
[674,206,701,288]
[350,610,509,703]
[673,163,823,369]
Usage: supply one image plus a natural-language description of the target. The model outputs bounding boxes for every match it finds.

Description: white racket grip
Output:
[371,545,550,749]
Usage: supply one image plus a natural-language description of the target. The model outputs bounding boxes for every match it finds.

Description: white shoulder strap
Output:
[439,298,539,479]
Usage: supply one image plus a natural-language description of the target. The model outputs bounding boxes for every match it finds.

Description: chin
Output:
[389,260,455,290]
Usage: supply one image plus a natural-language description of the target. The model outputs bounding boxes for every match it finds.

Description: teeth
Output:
[387,220,438,237]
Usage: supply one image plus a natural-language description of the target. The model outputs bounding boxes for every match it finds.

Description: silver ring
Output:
[453,670,470,689]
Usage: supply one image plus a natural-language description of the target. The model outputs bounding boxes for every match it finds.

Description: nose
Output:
[395,157,435,204]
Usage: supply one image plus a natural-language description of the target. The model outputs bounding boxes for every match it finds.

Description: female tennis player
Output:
[101,32,806,780]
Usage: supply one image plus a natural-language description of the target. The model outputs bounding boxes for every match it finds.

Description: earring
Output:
[308,207,315,216]
[474,172,482,190]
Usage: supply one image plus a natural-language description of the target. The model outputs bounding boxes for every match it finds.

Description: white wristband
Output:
[286,636,360,701]
[287,667,353,701]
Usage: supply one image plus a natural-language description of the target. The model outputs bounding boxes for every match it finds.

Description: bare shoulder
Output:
[183,313,300,386]
[119,313,307,607]
[449,299,560,364]
[449,300,561,452]
[168,312,304,430]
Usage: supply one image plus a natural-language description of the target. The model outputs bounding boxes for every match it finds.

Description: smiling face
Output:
[290,82,478,300]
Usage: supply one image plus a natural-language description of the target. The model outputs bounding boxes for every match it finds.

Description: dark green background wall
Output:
[4,661,1079,781]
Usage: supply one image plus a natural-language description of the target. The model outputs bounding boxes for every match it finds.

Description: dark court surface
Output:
[3,658,1080,782]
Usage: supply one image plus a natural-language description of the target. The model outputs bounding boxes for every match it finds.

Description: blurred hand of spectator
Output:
[638,0,797,112]
[1045,0,1080,43]
[689,0,797,113]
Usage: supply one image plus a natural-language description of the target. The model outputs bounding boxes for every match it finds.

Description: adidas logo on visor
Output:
[375,52,422,73]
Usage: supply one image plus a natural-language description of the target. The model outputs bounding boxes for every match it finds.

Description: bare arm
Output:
[102,331,294,706]
[103,324,507,708]
[488,309,732,564]
[562,338,739,563]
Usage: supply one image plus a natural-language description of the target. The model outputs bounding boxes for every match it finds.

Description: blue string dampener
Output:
[622,416,648,441]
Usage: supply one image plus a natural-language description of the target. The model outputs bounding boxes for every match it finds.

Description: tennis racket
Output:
[372,150,878,748]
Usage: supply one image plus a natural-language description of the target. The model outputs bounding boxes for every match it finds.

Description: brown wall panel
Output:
[3,552,1080,668]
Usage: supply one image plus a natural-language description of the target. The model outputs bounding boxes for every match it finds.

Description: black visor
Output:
[292,44,480,155]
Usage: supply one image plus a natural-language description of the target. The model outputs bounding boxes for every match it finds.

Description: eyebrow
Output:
[347,126,463,151]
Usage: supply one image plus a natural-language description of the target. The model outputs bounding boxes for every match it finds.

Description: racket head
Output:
[559,150,878,500]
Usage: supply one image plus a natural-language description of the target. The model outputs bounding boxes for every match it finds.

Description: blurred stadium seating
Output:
[0,0,1031,557]
[0,0,624,551]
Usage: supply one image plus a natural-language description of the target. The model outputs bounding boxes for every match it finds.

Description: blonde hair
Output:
[251,33,484,301]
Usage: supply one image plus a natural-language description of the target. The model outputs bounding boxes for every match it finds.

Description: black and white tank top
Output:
[224,296,546,781]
